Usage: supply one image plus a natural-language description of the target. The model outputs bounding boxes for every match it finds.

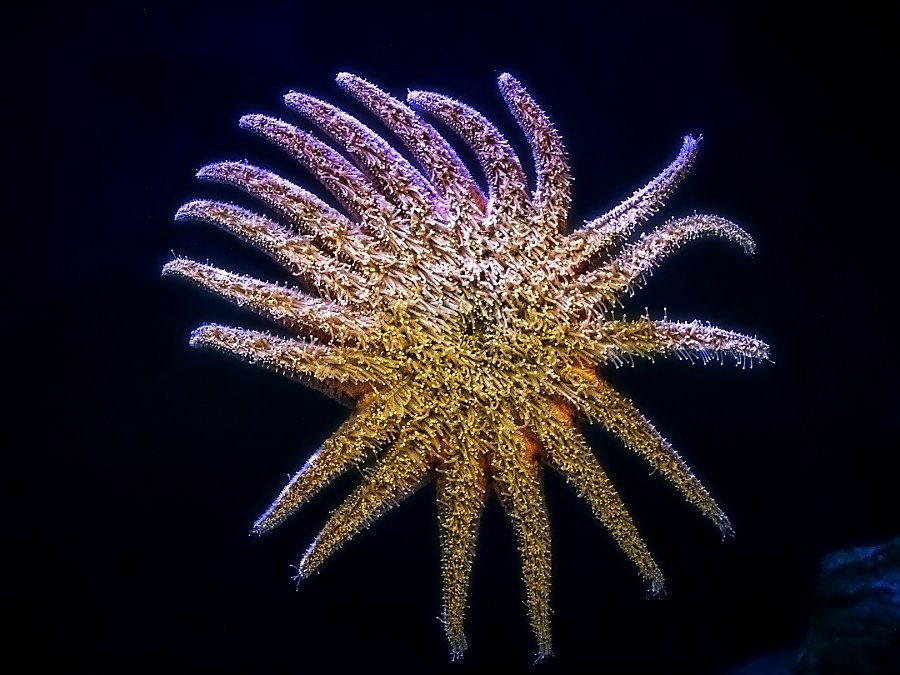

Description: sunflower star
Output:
[164,72,768,659]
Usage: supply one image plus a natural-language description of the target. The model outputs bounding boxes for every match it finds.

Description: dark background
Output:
[12,2,897,673]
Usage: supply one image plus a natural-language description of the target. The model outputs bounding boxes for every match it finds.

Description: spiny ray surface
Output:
[166,72,768,660]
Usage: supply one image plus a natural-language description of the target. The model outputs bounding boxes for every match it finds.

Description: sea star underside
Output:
[164,72,768,659]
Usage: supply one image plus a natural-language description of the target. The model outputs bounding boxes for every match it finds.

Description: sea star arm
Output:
[407,90,529,220]
[283,93,468,275]
[533,401,664,591]
[172,200,371,304]
[491,422,553,659]
[240,114,456,298]
[253,392,407,532]
[436,437,488,659]
[195,160,371,258]
[497,73,571,235]
[283,93,437,212]
[294,433,433,578]
[335,72,486,215]
[590,318,770,366]
[188,324,397,394]
[557,135,700,269]
[162,258,374,342]
[565,369,731,533]
[572,214,754,311]
[238,114,396,232]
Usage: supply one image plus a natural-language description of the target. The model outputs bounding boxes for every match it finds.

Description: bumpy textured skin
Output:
[164,72,768,659]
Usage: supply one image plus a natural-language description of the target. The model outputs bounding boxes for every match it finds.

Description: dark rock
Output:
[725,647,797,675]
[794,535,900,675]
